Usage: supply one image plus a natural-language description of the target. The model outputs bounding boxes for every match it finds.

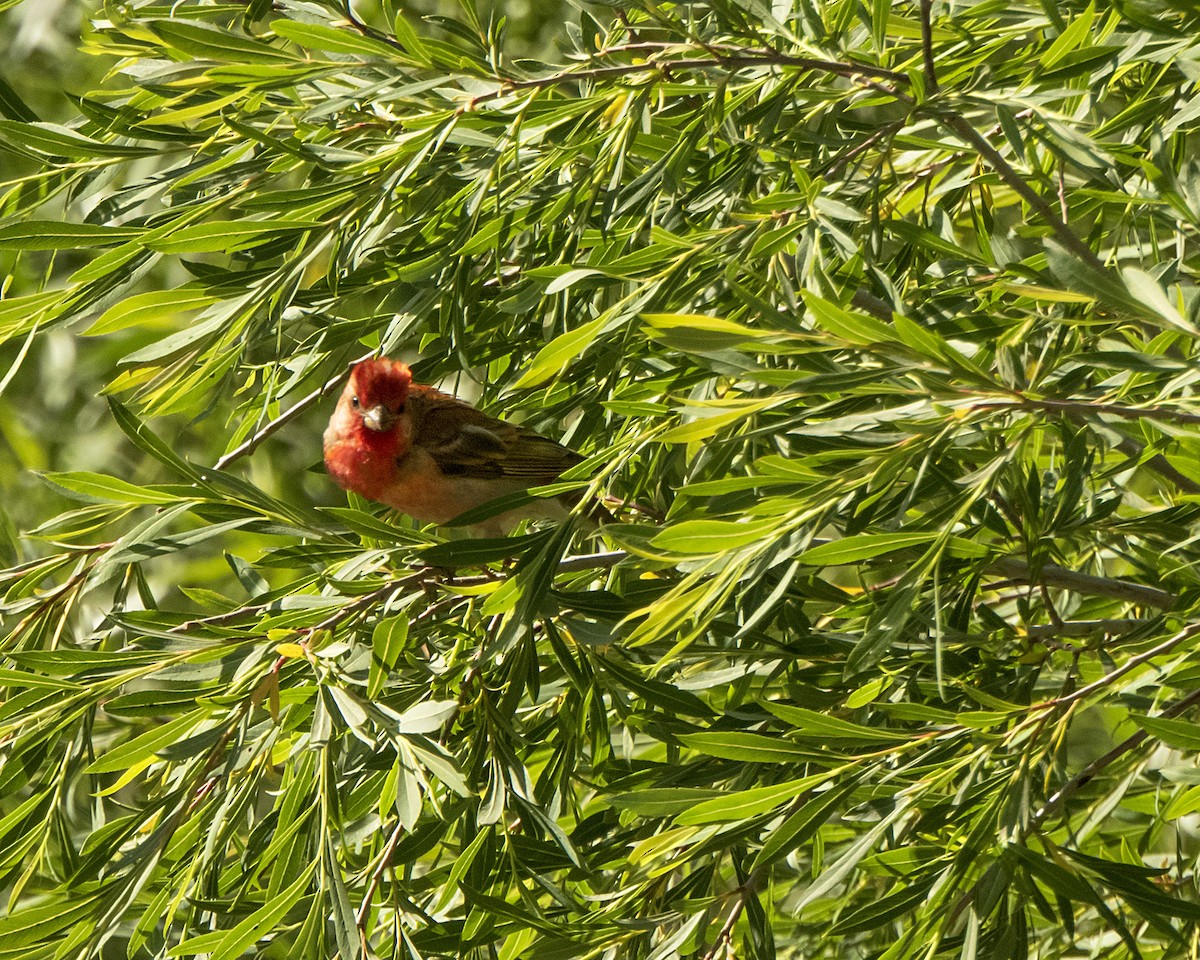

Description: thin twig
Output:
[821,120,905,178]
[213,354,373,471]
[1024,618,1152,640]
[356,820,406,927]
[975,397,1200,427]
[976,397,1200,495]
[466,49,907,110]
[1036,623,1200,713]
[1029,685,1200,831]
[929,109,1106,273]
[702,894,749,960]
[167,553,628,637]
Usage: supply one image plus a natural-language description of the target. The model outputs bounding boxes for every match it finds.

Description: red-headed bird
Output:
[323,358,594,536]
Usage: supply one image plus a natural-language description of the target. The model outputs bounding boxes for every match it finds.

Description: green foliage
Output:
[2,0,1200,957]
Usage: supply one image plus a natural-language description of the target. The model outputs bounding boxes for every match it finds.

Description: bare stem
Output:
[356,820,406,927]
[988,557,1174,610]
[919,0,938,93]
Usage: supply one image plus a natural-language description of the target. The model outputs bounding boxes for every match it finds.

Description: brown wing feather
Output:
[408,387,582,483]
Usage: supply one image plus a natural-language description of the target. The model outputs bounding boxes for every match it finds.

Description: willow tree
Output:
[2,0,1200,957]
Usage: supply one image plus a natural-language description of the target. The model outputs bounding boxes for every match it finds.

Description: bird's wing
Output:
[410,388,583,483]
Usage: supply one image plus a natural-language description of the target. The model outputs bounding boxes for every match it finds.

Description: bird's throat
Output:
[325,423,401,500]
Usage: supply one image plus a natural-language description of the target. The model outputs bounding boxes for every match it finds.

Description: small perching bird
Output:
[323,358,596,536]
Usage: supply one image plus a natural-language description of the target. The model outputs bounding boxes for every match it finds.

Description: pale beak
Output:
[361,405,397,431]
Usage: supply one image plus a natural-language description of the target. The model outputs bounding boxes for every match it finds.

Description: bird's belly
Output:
[376,449,515,525]
[377,449,570,535]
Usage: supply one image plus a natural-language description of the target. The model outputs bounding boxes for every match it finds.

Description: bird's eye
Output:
[396,402,405,413]
[351,396,360,408]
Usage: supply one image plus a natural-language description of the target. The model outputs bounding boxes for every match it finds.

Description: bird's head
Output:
[347,358,412,433]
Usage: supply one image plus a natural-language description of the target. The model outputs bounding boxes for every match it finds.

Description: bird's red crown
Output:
[352,358,412,408]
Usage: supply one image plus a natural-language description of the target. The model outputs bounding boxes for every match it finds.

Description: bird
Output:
[323,358,598,536]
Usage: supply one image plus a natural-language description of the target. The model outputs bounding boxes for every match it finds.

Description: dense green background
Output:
[3,0,1200,958]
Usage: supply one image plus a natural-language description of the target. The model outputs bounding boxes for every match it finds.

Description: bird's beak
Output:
[361,405,397,432]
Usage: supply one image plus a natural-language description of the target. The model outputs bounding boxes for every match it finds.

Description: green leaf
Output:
[270,19,407,59]
[149,19,299,62]
[608,789,725,816]
[1120,267,1197,334]
[761,702,906,742]
[84,288,222,336]
[40,471,182,506]
[802,291,898,345]
[369,614,410,699]
[145,220,324,254]
[676,732,833,763]
[676,772,833,824]
[751,780,860,871]
[1134,715,1200,751]
[0,221,142,250]
[797,533,936,565]
[513,315,608,388]
[650,518,782,554]
[85,710,208,774]
[170,864,315,959]
[0,120,154,157]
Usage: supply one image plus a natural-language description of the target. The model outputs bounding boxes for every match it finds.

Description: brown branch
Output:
[356,820,406,927]
[702,893,749,960]
[975,397,1200,495]
[929,109,1106,274]
[976,397,1200,427]
[822,120,905,178]
[168,553,627,637]
[592,41,908,82]
[1037,623,1200,714]
[988,557,1174,610]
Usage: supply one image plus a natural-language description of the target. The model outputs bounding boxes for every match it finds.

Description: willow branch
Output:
[977,397,1200,427]
[466,48,907,109]
[988,557,1174,610]
[1024,618,1152,640]
[1038,623,1200,714]
[357,820,406,926]
[976,397,1200,495]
